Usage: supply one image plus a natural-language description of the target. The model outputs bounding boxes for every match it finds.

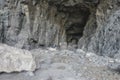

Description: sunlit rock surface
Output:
[0,44,36,73]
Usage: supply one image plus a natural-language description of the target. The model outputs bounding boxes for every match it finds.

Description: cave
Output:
[56,4,90,46]
[32,2,91,48]
[0,0,91,49]
[1,1,120,79]
[66,23,84,44]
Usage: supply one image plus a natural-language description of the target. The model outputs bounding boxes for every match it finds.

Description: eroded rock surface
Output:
[0,44,36,73]
[0,0,120,60]
[0,49,119,80]
[78,0,120,57]
[0,0,95,49]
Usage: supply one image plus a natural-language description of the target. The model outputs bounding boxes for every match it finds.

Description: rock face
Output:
[0,0,92,49]
[0,44,36,73]
[0,0,120,57]
[78,0,120,57]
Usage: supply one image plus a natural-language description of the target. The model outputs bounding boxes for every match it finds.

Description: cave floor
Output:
[0,48,120,80]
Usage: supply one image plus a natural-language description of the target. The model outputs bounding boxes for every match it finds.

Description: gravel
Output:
[0,48,120,80]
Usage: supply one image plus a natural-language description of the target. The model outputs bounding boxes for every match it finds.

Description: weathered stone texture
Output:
[0,44,36,73]
[1,0,120,57]
[0,0,95,49]
[79,0,120,57]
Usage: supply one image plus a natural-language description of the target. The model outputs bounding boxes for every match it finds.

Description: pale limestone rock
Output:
[0,44,36,73]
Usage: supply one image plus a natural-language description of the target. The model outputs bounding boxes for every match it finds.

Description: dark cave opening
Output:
[48,2,91,47]
[66,23,84,45]
[62,5,91,46]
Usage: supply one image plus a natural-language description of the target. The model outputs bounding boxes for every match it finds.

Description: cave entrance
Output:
[66,23,84,45]
[49,2,91,48]
[64,5,90,46]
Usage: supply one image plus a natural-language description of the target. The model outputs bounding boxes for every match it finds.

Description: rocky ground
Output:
[0,47,120,80]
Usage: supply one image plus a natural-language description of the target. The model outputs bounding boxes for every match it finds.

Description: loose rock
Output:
[0,44,36,73]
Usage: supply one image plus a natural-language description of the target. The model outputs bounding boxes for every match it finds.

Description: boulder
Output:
[0,44,36,73]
